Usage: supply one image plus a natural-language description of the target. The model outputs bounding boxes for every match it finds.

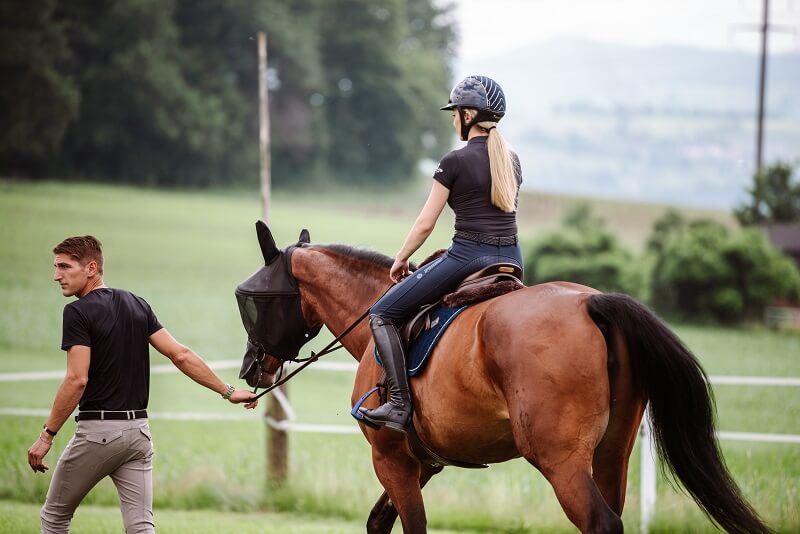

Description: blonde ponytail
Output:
[478,121,518,213]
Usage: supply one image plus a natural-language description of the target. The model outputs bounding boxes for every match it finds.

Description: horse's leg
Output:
[367,464,443,534]
[497,327,623,533]
[514,410,623,534]
[591,330,646,514]
[368,438,429,534]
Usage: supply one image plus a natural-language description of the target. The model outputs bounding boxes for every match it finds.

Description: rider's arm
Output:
[149,328,255,404]
[395,180,450,262]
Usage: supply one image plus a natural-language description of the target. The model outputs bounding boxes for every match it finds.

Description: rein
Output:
[249,308,370,401]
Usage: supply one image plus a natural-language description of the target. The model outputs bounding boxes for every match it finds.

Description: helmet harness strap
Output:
[457,107,472,141]
[458,107,497,141]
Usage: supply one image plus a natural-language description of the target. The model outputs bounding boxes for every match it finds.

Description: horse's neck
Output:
[292,247,388,361]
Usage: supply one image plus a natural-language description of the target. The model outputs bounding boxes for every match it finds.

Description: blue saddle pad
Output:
[374,305,468,377]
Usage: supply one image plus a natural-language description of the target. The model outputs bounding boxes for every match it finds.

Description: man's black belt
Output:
[75,410,148,421]
[454,230,518,246]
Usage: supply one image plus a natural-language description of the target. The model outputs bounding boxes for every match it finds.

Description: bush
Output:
[524,203,644,296]
[734,161,800,225]
[648,213,800,322]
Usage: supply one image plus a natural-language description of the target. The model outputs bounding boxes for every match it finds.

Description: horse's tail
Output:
[586,293,770,534]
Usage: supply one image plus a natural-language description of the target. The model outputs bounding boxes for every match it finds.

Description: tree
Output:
[734,162,800,225]
[0,0,79,170]
[318,0,454,184]
[524,203,644,296]
[648,215,800,322]
[1,0,456,187]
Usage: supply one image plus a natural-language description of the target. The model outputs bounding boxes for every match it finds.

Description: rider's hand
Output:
[389,258,410,283]
[228,389,259,409]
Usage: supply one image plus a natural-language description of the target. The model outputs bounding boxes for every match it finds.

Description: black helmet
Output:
[441,75,506,140]
[440,75,506,122]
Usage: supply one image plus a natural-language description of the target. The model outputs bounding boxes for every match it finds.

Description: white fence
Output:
[3,361,799,532]
[639,376,800,533]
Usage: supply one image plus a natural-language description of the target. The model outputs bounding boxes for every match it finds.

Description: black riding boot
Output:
[359,316,413,433]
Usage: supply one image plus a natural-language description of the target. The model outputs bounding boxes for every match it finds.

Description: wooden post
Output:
[258,31,272,218]
[267,386,289,484]
[258,30,288,485]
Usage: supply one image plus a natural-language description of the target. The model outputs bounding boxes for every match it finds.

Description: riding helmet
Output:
[440,75,506,122]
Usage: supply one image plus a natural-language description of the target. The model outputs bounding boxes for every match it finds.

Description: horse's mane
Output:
[319,244,418,271]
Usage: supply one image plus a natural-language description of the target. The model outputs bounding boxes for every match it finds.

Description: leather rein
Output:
[249,308,370,401]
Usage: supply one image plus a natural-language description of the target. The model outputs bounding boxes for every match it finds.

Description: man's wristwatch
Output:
[221,384,235,400]
[43,424,57,437]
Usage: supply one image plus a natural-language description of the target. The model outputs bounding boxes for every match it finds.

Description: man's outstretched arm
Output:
[149,328,257,407]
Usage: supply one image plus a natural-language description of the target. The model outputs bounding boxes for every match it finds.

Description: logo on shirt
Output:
[434,167,443,174]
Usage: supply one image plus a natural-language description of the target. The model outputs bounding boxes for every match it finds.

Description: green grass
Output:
[0,500,467,534]
[0,180,796,533]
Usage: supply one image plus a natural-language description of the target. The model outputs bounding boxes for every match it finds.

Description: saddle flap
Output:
[401,302,439,347]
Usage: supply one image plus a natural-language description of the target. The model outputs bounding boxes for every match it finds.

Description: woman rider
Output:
[359,75,523,432]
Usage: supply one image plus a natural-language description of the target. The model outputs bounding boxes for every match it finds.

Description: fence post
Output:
[640,404,657,534]
[267,384,289,484]
[257,29,287,485]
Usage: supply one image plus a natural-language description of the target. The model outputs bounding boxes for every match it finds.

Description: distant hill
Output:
[457,38,800,208]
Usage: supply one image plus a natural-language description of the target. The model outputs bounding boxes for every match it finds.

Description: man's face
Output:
[53,254,94,297]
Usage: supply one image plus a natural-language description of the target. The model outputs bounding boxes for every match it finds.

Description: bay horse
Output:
[238,224,769,534]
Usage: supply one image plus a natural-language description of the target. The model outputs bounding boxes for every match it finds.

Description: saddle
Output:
[401,255,524,347]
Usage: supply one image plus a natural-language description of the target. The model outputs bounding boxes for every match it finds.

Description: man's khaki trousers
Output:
[40,418,154,533]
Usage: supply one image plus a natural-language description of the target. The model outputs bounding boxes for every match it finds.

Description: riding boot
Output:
[359,316,413,433]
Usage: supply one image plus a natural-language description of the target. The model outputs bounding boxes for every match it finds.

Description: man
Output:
[27,235,257,533]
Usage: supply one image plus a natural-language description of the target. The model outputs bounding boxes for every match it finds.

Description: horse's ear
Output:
[298,229,310,244]
[255,220,280,265]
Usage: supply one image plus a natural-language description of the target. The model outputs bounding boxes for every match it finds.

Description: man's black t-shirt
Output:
[433,136,522,236]
[61,288,162,411]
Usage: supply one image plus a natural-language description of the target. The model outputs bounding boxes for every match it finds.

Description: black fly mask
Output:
[235,222,322,388]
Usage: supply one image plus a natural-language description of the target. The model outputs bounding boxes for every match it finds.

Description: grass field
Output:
[0,180,797,532]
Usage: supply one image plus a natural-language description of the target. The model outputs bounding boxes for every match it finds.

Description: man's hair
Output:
[53,236,104,274]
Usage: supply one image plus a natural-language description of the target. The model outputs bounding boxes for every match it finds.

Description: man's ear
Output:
[85,260,98,277]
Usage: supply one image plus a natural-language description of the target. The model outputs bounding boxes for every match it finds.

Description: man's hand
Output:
[27,434,52,473]
[228,389,258,409]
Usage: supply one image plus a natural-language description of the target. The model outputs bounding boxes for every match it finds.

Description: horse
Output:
[236,223,769,534]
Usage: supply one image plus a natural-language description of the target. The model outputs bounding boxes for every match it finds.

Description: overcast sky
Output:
[452,0,800,59]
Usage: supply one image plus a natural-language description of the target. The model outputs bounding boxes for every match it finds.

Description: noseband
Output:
[247,308,370,401]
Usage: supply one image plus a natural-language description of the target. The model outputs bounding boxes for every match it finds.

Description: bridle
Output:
[248,308,370,401]
[235,222,387,401]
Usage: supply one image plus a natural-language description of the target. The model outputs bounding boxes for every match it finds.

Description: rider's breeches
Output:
[40,419,155,534]
[370,236,522,323]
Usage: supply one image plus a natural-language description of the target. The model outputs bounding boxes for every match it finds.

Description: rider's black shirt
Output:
[61,288,162,411]
[433,136,522,236]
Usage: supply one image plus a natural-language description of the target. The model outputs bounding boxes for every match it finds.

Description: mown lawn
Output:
[0,180,796,533]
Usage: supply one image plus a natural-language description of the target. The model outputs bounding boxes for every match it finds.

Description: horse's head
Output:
[235,221,322,388]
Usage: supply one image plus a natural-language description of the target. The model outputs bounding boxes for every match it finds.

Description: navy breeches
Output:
[369,237,523,324]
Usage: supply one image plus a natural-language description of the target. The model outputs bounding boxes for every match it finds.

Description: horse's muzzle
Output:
[239,340,278,389]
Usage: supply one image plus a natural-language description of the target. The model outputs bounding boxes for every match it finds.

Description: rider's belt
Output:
[75,410,148,422]
[454,230,518,246]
